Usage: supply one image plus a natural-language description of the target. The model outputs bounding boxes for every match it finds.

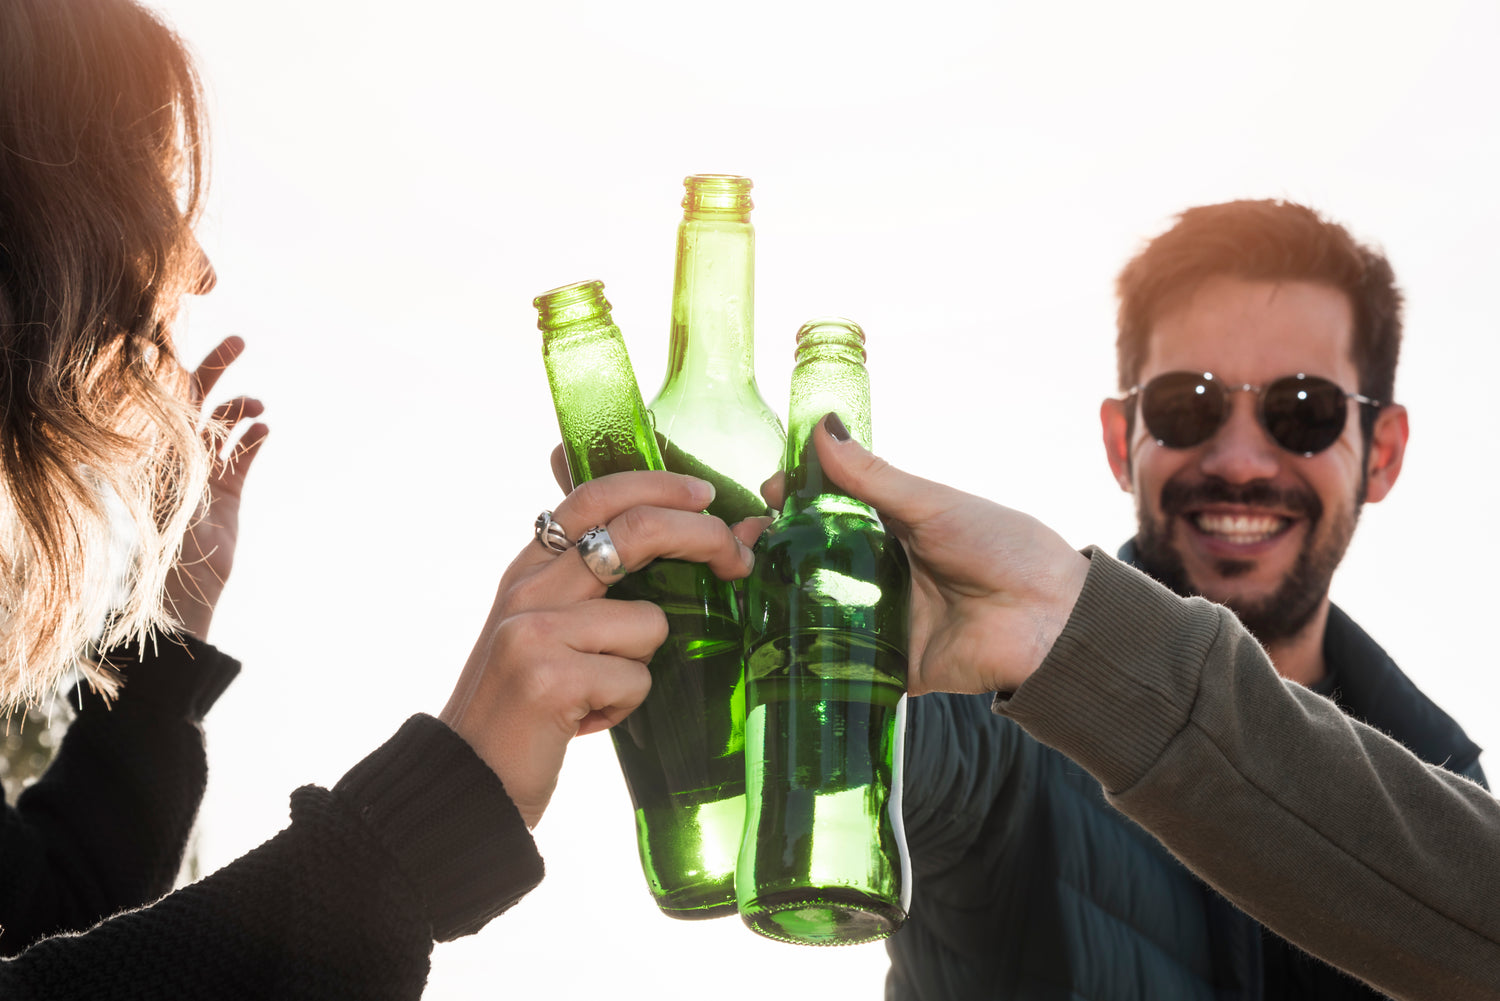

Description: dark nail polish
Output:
[825,412,851,442]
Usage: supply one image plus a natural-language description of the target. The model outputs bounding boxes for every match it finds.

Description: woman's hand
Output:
[764,415,1090,698]
[441,470,757,828]
[164,337,269,640]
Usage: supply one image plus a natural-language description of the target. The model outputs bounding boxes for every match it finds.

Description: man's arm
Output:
[796,419,1500,1000]
[998,551,1500,1001]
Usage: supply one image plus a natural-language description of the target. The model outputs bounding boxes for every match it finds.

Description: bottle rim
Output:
[793,316,867,363]
[682,174,754,217]
[534,279,611,331]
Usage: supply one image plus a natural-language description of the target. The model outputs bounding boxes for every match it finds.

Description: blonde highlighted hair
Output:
[0,0,214,708]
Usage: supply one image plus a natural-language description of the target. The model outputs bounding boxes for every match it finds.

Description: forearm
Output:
[0,715,543,1000]
[997,549,1500,1001]
[0,635,239,952]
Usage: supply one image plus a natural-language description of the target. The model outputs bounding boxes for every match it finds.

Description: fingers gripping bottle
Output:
[738,317,912,945]
[534,280,743,918]
[647,174,787,523]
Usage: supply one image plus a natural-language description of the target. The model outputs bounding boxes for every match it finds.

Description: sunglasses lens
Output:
[1140,372,1225,448]
[1262,375,1348,454]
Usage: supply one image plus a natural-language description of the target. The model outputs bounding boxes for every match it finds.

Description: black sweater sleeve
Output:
[0,633,239,954]
[0,715,544,1001]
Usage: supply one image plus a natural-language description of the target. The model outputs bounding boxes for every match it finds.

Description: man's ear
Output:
[1100,397,1134,492]
[1363,403,1409,504]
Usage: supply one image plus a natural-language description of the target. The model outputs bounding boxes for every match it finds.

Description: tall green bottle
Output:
[535,279,743,919]
[648,174,786,523]
[737,317,912,946]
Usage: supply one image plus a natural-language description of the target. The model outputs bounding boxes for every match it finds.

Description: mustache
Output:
[1159,478,1323,522]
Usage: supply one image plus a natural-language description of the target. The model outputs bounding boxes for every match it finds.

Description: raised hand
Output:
[164,336,269,640]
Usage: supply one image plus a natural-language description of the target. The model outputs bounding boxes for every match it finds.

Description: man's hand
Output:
[762,416,1090,696]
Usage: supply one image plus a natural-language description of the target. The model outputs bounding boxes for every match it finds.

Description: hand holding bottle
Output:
[550,444,767,550]
[764,415,1091,699]
[439,470,755,830]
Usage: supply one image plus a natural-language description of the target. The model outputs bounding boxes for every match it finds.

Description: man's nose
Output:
[1197,391,1281,483]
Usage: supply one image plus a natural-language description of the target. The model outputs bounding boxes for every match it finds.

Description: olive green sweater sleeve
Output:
[994,548,1500,1001]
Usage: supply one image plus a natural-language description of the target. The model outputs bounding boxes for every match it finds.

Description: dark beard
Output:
[1133,478,1360,645]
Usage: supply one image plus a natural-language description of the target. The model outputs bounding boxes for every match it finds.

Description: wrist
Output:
[1015,547,1091,692]
[165,570,222,641]
[173,605,214,641]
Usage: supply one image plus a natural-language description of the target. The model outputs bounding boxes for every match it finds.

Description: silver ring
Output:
[576,525,628,585]
[534,510,572,554]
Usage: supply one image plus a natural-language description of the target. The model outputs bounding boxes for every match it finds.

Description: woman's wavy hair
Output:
[0,0,213,708]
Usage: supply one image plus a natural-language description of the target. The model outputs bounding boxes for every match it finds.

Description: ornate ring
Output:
[534,510,572,554]
[576,525,628,586]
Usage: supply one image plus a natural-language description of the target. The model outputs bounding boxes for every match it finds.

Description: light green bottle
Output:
[535,279,743,919]
[648,174,786,523]
[737,318,912,946]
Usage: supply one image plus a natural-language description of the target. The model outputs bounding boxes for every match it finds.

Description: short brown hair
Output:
[1115,200,1403,425]
[0,0,213,707]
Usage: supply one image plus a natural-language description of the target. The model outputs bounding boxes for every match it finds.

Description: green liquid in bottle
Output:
[612,560,745,915]
[535,280,743,919]
[740,628,909,945]
[739,446,913,945]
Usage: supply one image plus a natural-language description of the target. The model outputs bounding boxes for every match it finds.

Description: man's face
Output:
[1102,276,1394,644]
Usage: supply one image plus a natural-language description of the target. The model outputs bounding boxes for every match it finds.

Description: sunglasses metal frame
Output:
[1121,371,1382,457]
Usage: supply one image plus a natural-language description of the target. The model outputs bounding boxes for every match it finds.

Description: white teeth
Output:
[1193,512,1288,545]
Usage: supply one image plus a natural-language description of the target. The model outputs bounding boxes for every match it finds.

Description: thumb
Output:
[813,413,948,525]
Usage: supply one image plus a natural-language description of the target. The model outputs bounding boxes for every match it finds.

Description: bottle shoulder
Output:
[650,381,782,421]
[760,497,898,547]
[748,499,912,630]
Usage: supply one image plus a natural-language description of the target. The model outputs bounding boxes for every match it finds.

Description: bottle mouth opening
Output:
[534,279,611,330]
[683,174,754,216]
[794,317,867,363]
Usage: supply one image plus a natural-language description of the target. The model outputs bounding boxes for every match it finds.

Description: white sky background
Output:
[148,1,1497,997]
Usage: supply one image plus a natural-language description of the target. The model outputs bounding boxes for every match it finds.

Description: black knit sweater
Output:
[1,633,240,952]
[0,637,544,999]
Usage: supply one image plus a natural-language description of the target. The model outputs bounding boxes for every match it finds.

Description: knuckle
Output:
[503,568,551,612]
[507,652,565,710]
[565,479,607,525]
[858,451,891,479]
[613,506,659,560]
[499,609,557,650]
[636,601,669,646]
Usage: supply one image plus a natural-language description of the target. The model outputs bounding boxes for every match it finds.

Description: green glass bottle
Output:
[737,317,912,946]
[648,174,786,523]
[535,279,743,919]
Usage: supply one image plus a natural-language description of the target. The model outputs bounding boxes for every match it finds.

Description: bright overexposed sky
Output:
[147,1,1498,997]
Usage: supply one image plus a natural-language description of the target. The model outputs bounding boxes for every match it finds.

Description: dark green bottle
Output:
[737,317,912,946]
[535,279,743,919]
[648,174,786,523]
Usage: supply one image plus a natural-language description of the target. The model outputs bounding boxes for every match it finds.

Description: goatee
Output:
[1132,477,1359,645]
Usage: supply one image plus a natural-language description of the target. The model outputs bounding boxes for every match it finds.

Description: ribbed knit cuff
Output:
[333,714,545,941]
[993,547,1227,795]
[87,632,241,723]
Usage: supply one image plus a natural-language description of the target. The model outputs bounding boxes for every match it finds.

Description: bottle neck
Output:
[782,326,872,513]
[535,281,663,484]
[662,213,756,389]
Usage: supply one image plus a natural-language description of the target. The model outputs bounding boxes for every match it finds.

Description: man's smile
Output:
[1185,507,1300,552]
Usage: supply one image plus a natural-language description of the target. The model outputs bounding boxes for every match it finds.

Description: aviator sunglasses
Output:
[1124,371,1382,456]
